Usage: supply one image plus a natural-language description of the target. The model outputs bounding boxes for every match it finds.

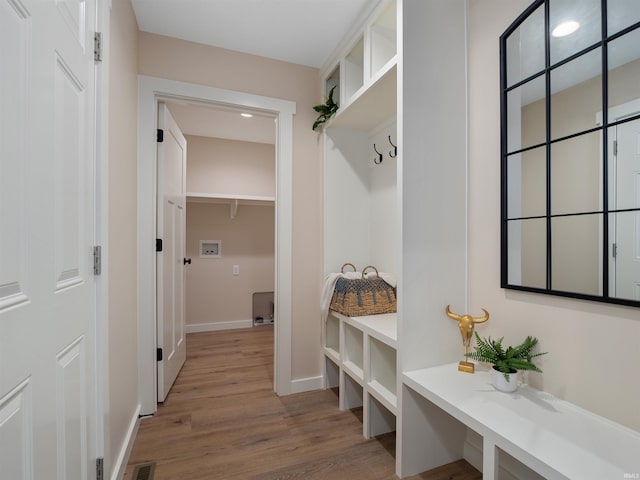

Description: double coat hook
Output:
[372,136,398,164]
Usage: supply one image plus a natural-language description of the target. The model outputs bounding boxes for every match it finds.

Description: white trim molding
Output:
[137,75,296,415]
[185,320,253,333]
[110,404,141,480]
[290,376,324,394]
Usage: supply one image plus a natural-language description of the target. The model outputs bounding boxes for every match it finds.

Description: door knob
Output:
[183,258,192,265]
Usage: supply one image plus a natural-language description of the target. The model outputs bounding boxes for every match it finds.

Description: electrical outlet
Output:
[233,265,240,275]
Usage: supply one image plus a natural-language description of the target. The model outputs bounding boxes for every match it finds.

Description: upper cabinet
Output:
[322,0,398,132]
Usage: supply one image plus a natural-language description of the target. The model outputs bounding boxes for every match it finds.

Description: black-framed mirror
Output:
[500,0,640,307]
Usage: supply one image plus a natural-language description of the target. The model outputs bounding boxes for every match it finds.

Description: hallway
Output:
[125,327,480,479]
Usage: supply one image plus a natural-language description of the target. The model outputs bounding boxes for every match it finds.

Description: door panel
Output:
[56,337,87,480]
[614,117,640,300]
[157,103,187,401]
[54,53,85,290]
[0,0,97,477]
[0,379,32,480]
[0,0,29,311]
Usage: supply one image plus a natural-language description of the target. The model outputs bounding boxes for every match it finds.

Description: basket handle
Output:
[361,265,379,279]
[341,262,357,273]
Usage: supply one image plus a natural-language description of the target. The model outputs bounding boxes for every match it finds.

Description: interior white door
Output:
[0,0,98,478]
[156,103,187,401]
[613,117,640,300]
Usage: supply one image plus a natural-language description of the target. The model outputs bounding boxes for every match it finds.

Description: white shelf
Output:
[187,192,274,218]
[403,363,640,479]
[330,61,397,132]
[343,312,397,348]
[323,346,340,365]
[187,192,275,205]
[367,380,397,414]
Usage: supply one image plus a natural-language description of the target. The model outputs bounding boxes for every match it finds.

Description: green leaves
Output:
[312,86,339,131]
[465,332,547,379]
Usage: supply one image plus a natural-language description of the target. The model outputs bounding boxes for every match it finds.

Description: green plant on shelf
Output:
[312,86,339,131]
[465,332,547,380]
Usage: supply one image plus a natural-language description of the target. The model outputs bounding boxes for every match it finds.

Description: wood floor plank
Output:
[125,326,480,479]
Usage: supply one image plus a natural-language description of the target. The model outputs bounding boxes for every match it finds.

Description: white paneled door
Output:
[0,0,98,478]
[156,103,187,402]
[613,117,640,301]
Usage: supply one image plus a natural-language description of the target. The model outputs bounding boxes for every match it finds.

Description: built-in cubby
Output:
[325,65,340,100]
[321,311,397,439]
[342,370,364,410]
[370,1,397,76]
[343,321,364,380]
[324,312,340,362]
[368,336,396,411]
[344,36,365,100]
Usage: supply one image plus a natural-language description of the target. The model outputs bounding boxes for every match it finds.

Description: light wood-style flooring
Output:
[125,326,480,480]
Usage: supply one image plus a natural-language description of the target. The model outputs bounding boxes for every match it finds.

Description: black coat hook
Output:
[373,144,383,164]
[388,136,397,158]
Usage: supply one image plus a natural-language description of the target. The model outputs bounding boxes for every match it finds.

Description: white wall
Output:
[323,120,398,277]
[468,0,640,432]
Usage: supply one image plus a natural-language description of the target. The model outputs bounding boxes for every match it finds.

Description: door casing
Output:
[137,75,296,415]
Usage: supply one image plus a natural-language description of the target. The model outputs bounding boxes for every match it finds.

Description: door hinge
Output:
[93,246,102,275]
[157,348,163,361]
[156,238,163,252]
[96,457,104,480]
[94,32,103,62]
[613,140,618,156]
[612,243,617,258]
[157,129,164,143]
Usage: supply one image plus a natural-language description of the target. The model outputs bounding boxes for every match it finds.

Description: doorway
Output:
[137,76,296,415]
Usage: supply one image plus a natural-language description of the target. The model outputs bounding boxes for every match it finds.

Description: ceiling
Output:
[166,101,276,144]
[131,0,373,69]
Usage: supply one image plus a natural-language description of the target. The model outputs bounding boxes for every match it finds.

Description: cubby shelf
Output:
[322,311,397,438]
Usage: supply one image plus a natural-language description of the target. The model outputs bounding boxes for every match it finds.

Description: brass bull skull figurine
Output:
[445,305,490,373]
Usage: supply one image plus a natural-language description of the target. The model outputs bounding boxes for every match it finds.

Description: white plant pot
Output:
[492,366,518,392]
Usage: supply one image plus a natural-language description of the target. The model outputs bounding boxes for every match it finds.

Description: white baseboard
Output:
[186,319,253,333]
[290,375,324,394]
[111,403,141,480]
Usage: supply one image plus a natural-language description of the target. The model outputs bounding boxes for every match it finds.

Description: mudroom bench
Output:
[402,363,640,479]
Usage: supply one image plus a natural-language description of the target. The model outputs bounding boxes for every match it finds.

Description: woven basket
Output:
[329,264,396,317]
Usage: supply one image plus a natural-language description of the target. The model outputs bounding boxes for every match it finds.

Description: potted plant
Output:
[312,86,339,130]
[465,332,547,392]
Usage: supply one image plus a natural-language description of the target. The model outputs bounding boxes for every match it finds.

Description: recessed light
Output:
[240,113,253,118]
[552,20,580,37]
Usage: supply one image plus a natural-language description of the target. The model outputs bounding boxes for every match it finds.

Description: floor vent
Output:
[132,462,156,480]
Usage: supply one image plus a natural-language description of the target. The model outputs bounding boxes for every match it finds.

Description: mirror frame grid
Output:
[500,0,640,307]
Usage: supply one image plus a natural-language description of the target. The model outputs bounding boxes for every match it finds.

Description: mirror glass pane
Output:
[507,147,547,219]
[508,75,546,153]
[506,4,545,87]
[551,214,603,295]
[608,28,640,110]
[608,120,640,212]
[551,131,602,215]
[550,0,601,65]
[508,218,547,288]
[609,211,640,301]
[607,0,640,36]
[550,48,602,140]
